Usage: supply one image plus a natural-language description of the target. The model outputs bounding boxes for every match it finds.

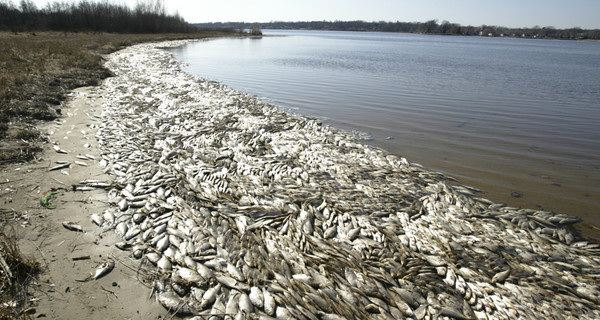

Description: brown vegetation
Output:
[0,0,193,33]
[0,31,240,164]
[0,221,40,320]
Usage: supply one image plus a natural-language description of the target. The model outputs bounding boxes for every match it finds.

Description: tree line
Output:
[0,0,196,33]
[195,20,600,40]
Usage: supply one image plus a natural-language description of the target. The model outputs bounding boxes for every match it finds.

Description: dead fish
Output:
[115,242,132,250]
[263,288,276,316]
[76,260,115,282]
[115,221,128,236]
[200,284,221,309]
[124,227,141,241]
[53,145,68,154]
[318,313,347,320]
[225,291,240,319]
[72,185,94,191]
[215,274,249,291]
[347,228,360,241]
[173,267,204,285]
[62,221,83,232]
[157,255,172,271]
[227,262,245,281]
[156,235,170,252]
[146,252,161,265]
[249,286,264,308]
[90,213,104,226]
[132,244,146,259]
[437,306,472,320]
[49,163,71,171]
[196,263,215,280]
[157,291,196,315]
[118,198,128,211]
[491,269,510,284]
[103,210,116,225]
[239,292,254,314]
[324,226,337,239]
[85,182,112,188]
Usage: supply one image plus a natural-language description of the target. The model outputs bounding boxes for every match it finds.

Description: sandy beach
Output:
[1,86,171,319]
[2,40,599,319]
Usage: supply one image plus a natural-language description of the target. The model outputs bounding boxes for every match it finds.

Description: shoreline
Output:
[365,135,600,243]
[3,40,600,318]
[172,33,600,243]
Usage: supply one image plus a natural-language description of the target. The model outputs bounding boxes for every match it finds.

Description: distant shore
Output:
[195,21,600,40]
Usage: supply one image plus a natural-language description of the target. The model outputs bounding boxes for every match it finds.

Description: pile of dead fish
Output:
[92,41,600,319]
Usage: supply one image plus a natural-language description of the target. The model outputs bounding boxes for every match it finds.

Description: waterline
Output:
[171,30,600,239]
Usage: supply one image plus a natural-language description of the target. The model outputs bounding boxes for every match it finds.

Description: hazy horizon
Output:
[27,0,600,30]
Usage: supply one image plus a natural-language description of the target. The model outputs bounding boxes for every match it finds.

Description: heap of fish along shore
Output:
[92,40,600,320]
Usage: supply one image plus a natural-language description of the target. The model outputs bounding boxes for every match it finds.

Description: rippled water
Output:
[170,30,600,239]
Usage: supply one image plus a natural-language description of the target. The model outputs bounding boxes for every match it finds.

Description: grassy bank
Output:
[0,31,239,164]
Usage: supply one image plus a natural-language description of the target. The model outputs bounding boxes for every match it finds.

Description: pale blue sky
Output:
[29,0,600,29]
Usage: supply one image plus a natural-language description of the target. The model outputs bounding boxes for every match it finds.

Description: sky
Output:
[27,0,600,29]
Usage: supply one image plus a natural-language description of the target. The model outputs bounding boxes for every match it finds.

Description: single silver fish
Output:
[76,260,115,282]
[62,221,83,232]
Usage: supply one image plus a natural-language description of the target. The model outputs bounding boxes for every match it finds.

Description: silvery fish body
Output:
[238,292,254,314]
[174,267,204,285]
[263,289,276,316]
[200,284,221,309]
[249,286,264,308]
[157,291,196,315]
[90,213,104,226]
[77,260,115,282]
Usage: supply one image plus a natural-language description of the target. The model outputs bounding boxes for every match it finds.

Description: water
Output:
[170,30,600,240]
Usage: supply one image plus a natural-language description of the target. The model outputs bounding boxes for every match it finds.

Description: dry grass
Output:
[0,30,239,164]
[0,224,40,320]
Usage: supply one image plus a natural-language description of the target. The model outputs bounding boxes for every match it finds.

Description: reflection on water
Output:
[171,30,600,240]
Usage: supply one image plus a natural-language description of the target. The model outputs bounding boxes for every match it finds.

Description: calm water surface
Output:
[171,30,600,240]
